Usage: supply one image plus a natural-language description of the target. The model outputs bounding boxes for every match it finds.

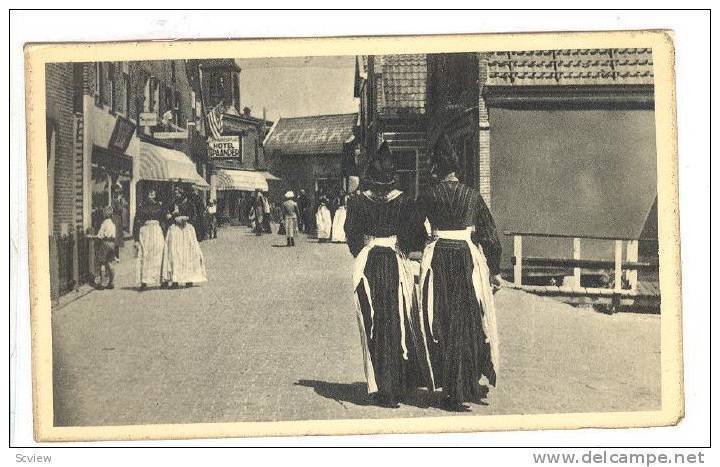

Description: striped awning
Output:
[138,142,209,187]
[214,169,268,192]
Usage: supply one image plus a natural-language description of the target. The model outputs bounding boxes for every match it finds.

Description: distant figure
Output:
[252,189,265,236]
[94,205,117,290]
[133,189,166,290]
[111,184,127,260]
[162,185,207,288]
[331,192,347,243]
[262,193,272,233]
[315,196,332,243]
[296,189,311,233]
[207,199,218,239]
[281,191,300,247]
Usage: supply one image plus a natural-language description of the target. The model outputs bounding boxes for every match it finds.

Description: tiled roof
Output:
[198,59,241,72]
[264,113,357,156]
[484,48,654,86]
[376,54,427,115]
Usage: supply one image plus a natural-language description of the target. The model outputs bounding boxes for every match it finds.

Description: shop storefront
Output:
[135,141,209,210]
[212,169,268,224]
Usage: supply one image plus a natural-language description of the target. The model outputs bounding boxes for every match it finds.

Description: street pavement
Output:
[51,225,661,427]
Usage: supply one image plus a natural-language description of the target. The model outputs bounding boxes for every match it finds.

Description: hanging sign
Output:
[139,112,158,127]
[208,135,242,159]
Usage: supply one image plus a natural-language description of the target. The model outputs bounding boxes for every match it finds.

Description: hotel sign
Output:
[208,135,242,159]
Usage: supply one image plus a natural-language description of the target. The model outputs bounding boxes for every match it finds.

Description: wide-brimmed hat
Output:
[285,191,295,199]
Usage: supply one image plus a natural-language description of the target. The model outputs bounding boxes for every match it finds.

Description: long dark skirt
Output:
[422,239,495,403]
[356,247,422,400]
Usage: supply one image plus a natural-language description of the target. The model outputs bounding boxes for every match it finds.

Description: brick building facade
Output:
[356,50,658,270]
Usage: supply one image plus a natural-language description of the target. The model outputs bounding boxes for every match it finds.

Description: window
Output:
[108,63,116,112]
[73,63,84,113]
[394,149,419,199]
[209,74,226,107]
[232,73,240,110]
[94,62,104,106]
[114,62,129,116]
[174,90,184,127]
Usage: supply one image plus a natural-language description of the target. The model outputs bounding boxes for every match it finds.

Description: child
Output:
[94,205,117,289]
[207,200,218,239]
[281,191,299,247]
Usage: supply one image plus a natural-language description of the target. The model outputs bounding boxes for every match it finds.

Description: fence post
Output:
[49,234,59,304]
[626,240,639,292]
[88,230,95,281]
[572,237,582,288]
[614,240,623,293]
[72,228,80,290]
[513,235,523,287]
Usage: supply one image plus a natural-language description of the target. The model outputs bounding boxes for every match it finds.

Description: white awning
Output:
[214,169,268,192]
[138,142,209,187]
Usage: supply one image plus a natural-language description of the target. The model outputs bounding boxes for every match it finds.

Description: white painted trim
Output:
[262,118,279,147]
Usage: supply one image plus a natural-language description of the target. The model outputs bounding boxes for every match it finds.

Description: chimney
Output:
[242,107,252,118]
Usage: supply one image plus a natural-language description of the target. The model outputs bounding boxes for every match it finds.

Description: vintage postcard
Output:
[24,30,682,442]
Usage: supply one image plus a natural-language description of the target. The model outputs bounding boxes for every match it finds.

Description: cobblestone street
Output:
[51,225,661,427]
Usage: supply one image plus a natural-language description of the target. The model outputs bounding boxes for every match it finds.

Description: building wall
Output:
[489,108,657,269]
[45,63,81,233]
[78,60,204,231]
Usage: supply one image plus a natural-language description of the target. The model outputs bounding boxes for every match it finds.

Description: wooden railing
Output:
[504,230,657,296]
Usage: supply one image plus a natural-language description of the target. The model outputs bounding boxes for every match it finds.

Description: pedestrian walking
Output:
[418,133,503,412]
[281,191,300,247]
[262,193,272,233]
[343,142,433,408]
[315,196,332,243]
[161,185,207,288]
[330,192,347,243]
[111,184,127,261]
[93,205,117,290]
[252,189,265,236]
[207,199,218,239]
[133,189,167,290]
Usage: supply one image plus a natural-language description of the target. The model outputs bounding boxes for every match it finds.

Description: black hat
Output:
[365,140,396,186]
[430,132,459,178]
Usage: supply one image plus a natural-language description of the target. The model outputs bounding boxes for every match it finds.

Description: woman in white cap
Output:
[331,192,348,243]
[281,191,299,247]
[315,196,332,243]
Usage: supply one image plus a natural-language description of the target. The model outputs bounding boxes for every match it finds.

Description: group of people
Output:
[314,194,348,244]
[345,138,502,412]
[93,185,209,291]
